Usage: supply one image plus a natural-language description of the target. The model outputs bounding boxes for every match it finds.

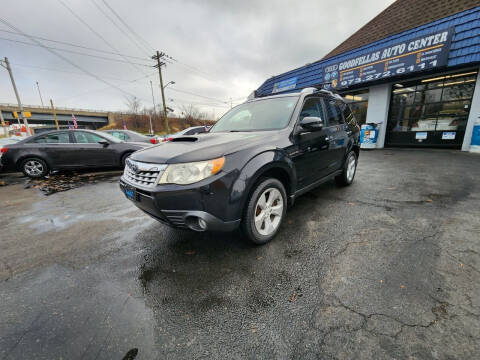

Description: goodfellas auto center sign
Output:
[323,28,454,89]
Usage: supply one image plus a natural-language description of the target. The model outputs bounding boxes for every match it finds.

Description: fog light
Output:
[198,218,207,230]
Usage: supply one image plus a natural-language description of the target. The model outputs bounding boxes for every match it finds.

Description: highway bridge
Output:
[0,104,114,130]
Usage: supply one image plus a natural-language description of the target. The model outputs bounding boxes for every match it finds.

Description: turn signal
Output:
[211,157,225,175]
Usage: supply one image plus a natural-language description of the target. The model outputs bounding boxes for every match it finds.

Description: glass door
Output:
[386,71,477,148]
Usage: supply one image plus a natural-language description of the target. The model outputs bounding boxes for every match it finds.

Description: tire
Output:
[335,151,357,186]
[242,178,287,245]
[20,157,49,178]
[121,153,132,168]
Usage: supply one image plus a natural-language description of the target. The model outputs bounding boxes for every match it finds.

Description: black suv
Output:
[120,88,360,244]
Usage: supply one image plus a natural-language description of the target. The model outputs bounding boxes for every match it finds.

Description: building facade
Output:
[255,0,480,151]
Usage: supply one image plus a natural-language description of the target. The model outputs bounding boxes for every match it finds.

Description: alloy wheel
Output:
[24,160,44,176]
[254,187,284,236]
[346,155,356,182]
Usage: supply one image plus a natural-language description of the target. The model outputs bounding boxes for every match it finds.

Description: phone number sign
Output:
[323,28,454,90]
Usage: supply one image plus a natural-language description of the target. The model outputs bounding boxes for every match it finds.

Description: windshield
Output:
[210,96,298,132]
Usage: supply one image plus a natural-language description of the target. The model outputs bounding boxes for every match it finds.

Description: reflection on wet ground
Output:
[1,150,480,359]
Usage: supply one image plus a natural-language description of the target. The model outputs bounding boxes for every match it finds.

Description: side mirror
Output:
[98,140,110,147]
[300,116,324,131]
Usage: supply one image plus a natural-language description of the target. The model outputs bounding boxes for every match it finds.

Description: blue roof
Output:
[256,6,480,96]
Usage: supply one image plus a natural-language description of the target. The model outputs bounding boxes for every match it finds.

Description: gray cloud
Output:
[0,0,394,116]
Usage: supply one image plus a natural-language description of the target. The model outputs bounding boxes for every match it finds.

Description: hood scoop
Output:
[170,136,198,142]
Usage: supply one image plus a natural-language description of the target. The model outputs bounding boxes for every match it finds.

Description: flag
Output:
[71,113,78,129]
[68,121,74,129]
[122,119,127,130]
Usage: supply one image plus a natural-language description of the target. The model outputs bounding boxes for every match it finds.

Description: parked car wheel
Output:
[335,151,357,186]
[20,157,48,178]
[242,178,287,245]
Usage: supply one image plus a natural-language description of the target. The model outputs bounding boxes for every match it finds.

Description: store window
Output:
[341,89,369,125]
[387,71,477,134]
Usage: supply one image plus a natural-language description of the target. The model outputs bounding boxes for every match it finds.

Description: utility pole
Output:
[36,81,44,107]
[0,108,7,137]
[0,57,30,135]
[152,51,169,133]
[50,99,60,130]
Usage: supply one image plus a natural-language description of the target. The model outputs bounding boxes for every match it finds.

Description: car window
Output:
[324,99,343,126]
[73,132,106,144]
[33,132,70,143]
[340,102,357,128]
[300,98,323,121]
[112,131,128,141]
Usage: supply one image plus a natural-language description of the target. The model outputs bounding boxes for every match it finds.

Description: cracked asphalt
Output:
[1,149,479,359]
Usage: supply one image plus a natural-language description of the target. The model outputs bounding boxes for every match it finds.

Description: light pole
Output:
[163,81,175,89]
[36,81,44,107]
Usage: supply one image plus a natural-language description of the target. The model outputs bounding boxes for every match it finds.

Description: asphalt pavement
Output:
[0,149,479,359]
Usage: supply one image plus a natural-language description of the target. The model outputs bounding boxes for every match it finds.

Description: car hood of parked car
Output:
[130,131,285,164]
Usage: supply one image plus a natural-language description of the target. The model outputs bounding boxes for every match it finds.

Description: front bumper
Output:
[119,178,241,232]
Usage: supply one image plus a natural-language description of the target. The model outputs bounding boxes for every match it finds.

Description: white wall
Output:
[462,66,480,151]
[364,83,391,148]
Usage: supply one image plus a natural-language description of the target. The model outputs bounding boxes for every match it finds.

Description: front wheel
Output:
[21,157,49,178]
[335,151,357,186]
[242,178,287,245]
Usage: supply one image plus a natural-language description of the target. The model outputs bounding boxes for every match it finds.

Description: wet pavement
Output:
[1,149,479,359]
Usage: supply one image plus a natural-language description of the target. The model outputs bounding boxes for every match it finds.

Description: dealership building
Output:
[255,0,480,151]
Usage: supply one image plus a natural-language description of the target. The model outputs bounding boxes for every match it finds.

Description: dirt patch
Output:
[24,170,122,195]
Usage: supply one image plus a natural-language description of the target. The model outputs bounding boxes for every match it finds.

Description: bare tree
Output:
[179,104,208,121]
[125,96,142,114]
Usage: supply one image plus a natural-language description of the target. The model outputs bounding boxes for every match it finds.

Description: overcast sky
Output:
[0,0,394,117]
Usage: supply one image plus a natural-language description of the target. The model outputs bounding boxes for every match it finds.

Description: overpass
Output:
[0,104,114,130]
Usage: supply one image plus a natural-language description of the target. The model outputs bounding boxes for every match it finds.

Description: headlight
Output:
[158,157,225,185]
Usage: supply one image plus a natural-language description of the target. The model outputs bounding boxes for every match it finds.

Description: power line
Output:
[0,16,138,98]
[57,0,148,76]
[167,87,230,104]
[0,36,152,67]
[12,62,154,82]
[0,28,150,61]
[89,0,152,58]
[101,0,154,53]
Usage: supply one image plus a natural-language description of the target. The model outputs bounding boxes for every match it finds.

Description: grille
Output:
[123,159,167,187]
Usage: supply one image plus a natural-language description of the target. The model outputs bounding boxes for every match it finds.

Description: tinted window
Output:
[324,99,343,126]
[74,132,106,144]
[340,103,357,128]
[299,98,323,121]
[33,132,70,143]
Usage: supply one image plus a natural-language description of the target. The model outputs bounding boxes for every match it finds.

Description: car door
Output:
[290,97,331,188]
[71,131,117,167]
[322,97,349,172]
[31,131,77,168]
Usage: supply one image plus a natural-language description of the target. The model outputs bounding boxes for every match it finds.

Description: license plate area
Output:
[124,185,137,201]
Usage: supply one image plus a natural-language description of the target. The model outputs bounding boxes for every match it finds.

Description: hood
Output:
[130,131,282,163]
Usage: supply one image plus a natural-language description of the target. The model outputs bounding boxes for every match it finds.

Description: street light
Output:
[163,81,175,89]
